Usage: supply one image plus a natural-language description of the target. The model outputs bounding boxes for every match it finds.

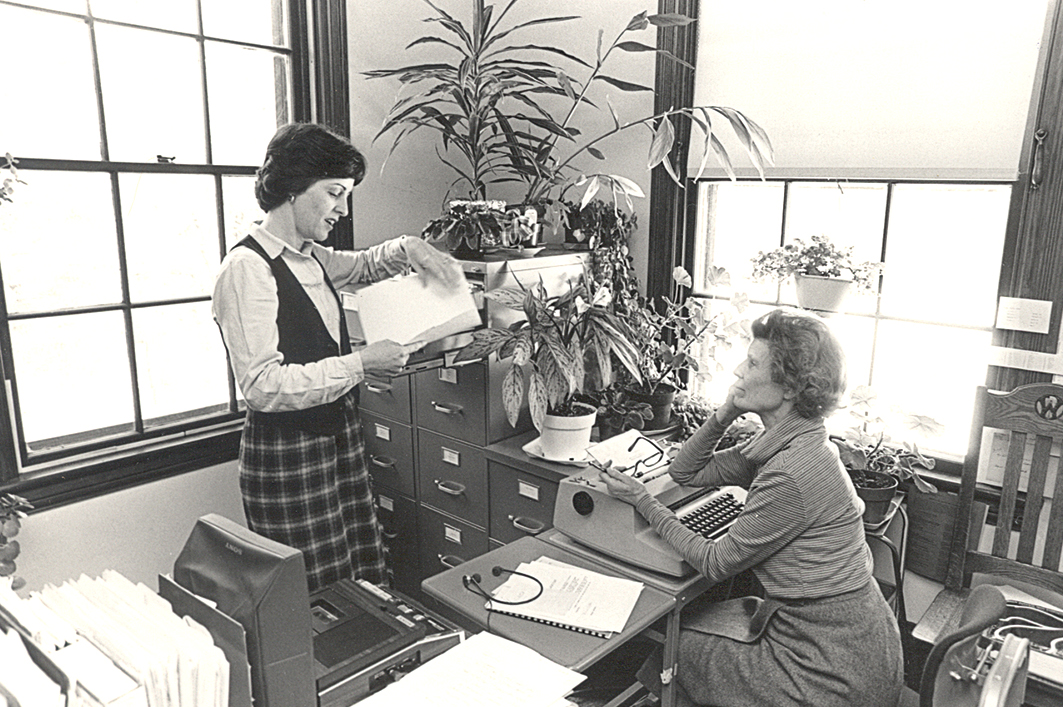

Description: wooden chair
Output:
[911,383,1063,703]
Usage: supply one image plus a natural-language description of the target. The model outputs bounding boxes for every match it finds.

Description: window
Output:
[0,0,334,504]
[688,179,1011,458]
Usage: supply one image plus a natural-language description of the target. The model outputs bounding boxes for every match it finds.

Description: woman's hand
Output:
[597,465,650,506]
[715,389,743,426]
[359,340,418,379]
[403,237,464,289]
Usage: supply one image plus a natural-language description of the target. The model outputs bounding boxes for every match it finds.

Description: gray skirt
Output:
[642,580,903,707]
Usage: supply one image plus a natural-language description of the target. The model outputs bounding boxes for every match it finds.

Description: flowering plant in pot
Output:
[832,385,944,525]
[750,235,881,312]
[620,266,751,429]
[453,267,641,460]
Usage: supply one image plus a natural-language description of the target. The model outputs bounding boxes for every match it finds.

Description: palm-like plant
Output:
[365,1,773,208]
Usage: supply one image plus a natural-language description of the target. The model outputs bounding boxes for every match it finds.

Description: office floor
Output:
[566,636,656,707]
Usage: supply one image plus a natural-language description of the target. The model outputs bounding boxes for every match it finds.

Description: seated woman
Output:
[599,308,903,707]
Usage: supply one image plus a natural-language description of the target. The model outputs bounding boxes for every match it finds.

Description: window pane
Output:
[96,24,206,163]
[221,175,263,251]
[0,7,101,160]
[90,0,198,33]
[871,320,991,456]
[694,181,784,303]
[0,171,121,313]
[881,184,1010,325]
[133,302,229,424]
[10,312,134,446]
[119,173,219,302]
[202,0,288,47]
[206,42,291,165]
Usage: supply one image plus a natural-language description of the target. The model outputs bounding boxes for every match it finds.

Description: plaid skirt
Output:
[238,390,387,592]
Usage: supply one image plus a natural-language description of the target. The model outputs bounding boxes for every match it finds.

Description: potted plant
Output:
[750,234,881,312]
[0,492,33,591]
[832,385,944,525]
[421,199,513,257]
[365,2,772,249]
[590,383,653,441]
[452,268,641,460]
[621,265,751,429]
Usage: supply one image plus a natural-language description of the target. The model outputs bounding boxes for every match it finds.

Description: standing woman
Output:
[213,123,462,591]
[599,308,903,707]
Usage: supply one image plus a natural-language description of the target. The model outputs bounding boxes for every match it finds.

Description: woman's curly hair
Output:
[751,308,846,419]
[254,123,366,212]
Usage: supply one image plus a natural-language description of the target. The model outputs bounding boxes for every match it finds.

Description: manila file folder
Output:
[352,272,480,346]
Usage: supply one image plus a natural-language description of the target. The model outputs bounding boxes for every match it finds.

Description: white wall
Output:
[346,0,659,281]
[19,461,243,593]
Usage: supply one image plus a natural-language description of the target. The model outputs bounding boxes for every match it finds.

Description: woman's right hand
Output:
[359,340,412,379]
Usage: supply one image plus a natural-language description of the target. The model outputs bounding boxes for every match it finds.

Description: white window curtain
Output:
[690,0,1050,180]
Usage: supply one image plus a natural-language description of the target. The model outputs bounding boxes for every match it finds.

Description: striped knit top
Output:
[634,411,873,600]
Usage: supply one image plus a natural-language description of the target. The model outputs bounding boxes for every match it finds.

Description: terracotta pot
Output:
[853,470,899,525]
[626,385,676,430]
[794,274,853,312]
[539,404,597,462]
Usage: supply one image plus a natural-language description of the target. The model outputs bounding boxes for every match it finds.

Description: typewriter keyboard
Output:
[677,491,744,540]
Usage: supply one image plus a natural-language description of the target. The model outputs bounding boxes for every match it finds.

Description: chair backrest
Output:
[946,384,1063,594]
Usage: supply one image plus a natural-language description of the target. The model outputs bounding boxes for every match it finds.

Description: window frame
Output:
[0,0,350,511]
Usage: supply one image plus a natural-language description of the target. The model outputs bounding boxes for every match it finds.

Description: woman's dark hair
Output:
[750,308,846,419]
[254,123,366,211]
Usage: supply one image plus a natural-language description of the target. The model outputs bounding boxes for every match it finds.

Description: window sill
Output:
[3,421,242,513]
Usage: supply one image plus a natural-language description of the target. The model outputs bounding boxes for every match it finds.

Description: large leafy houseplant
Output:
[365,1,772,213]
[452,269,641,431]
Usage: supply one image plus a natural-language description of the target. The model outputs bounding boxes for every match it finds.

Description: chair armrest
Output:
[912,587,969,645]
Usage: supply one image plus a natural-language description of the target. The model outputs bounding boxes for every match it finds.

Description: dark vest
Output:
[235,236,353,435]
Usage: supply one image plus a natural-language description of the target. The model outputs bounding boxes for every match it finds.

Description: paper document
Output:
[487,556,644,637]
[350,272,480,346]
[358,631,585,707]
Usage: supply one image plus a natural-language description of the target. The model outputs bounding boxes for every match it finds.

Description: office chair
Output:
[898,584,1029,707]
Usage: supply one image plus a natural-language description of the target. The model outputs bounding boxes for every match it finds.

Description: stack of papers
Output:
[487,556,644,638]
[0,571,230,707]
[0,626,65,707]
[358,631,585,707]
[348,272,481,346]
[587,429,671,481]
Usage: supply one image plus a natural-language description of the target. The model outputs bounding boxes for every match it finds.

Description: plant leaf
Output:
[647,13,696,27]
[528,369,547,431]
[596,74,653,92]
[502,363,524,427]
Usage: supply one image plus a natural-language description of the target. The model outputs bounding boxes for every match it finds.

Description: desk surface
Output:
[422,535,675,672]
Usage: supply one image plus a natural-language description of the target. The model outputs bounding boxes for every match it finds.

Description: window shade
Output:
[690,0,1050,180]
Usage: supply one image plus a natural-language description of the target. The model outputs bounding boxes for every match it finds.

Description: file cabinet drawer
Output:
[359,375,412,423]
[361,412,416,498]
[418,431,487,528]
[414,364,487,446]
[375,491,420,597]
[488,462,559,544]
[418,506,489,579]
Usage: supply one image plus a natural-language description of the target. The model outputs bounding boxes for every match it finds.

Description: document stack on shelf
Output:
[0,571,230,707]
[485,556,644,639]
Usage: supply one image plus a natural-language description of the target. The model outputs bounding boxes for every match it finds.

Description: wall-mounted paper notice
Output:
[353,273,481,346]
[996,296,1052,334]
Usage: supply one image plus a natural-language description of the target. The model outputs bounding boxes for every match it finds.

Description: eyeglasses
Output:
[627,435,666,478]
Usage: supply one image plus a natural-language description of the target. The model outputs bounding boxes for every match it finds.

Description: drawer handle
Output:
[509,515,546,535]
[435,479,466,496]
[365,381,393,394]
[382,529,400,540]
[439,553,465,569]
[370,455,397,468]
[431,401,463,415]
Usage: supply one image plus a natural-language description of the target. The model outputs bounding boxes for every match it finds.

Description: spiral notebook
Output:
[484,557,644,639]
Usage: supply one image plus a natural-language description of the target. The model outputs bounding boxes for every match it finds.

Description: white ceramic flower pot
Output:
[539,406,597,462]
[794,274,853,313]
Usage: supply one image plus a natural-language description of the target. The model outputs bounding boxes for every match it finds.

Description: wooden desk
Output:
[422,534,684,706]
